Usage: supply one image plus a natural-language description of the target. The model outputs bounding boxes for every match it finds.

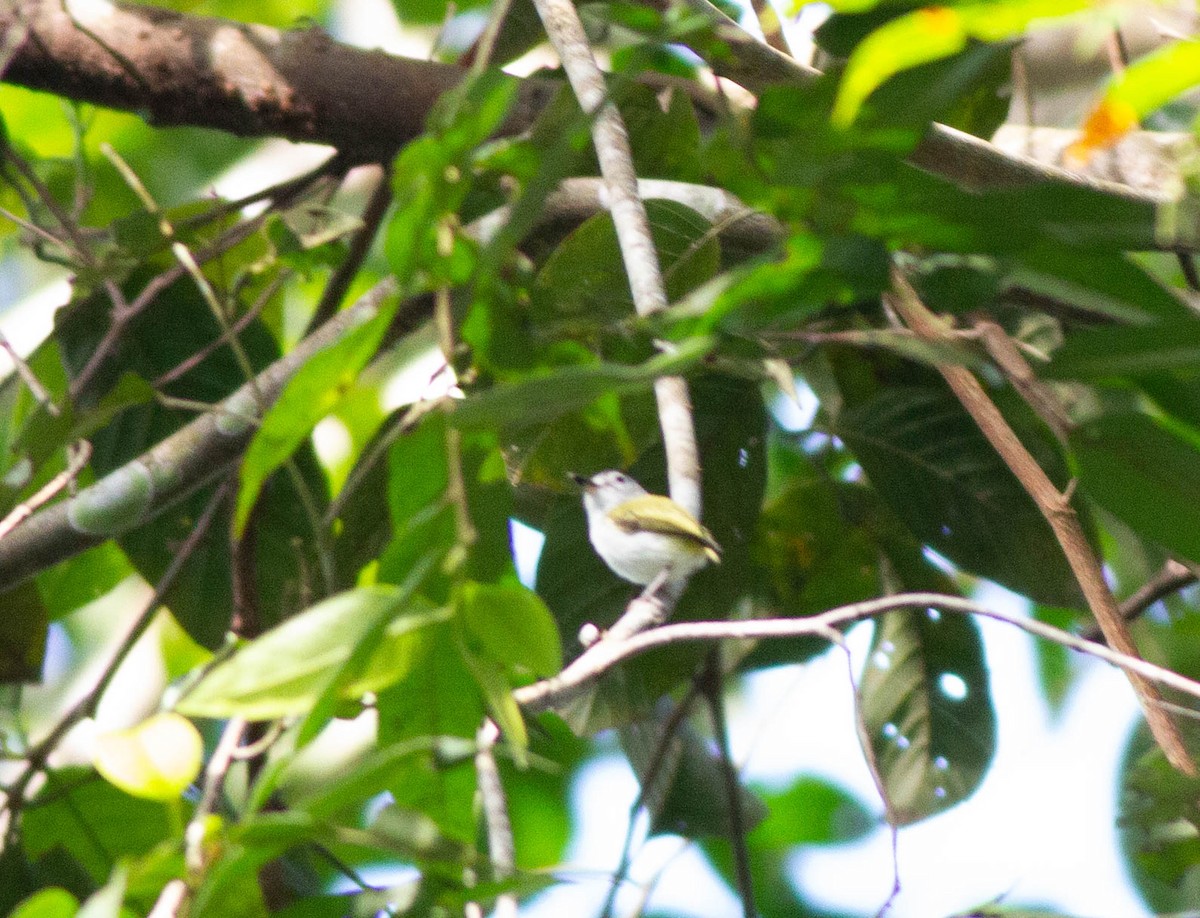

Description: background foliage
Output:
[2,0,1200,915]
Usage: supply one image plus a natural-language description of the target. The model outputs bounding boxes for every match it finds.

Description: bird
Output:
[570,470,721,586]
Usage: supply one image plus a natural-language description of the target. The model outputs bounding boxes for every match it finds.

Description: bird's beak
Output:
[567,472,590,488]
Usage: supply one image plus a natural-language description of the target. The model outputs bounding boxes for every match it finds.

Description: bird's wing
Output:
[609,496,723,556]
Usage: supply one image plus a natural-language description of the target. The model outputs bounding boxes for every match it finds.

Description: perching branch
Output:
[888,269,1196,776]
[512,592,1200,718]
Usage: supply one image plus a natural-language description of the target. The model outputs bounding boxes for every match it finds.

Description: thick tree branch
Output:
[0,0,1190,243]
[0,278,402,591]
[0,0,554,161]
[889,269,1196,776]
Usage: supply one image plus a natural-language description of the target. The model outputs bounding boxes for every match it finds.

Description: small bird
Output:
[571,470,722,586]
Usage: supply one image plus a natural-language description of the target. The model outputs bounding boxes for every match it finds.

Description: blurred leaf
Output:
[450,337,712,431]
[463,647,528,762]
[622,701,767,838]
[1118,725,1200,912]
[36,543,132,621]
[22,768,173,886]
[460,578,562,677]
[1071,412,1200,565]
[532,199,720,326]
[1046,320,1200,379]
[10,889,79,918]
[751,776,875,847]
[0,581,47,682]
[177,586,451,719]
[235,286,401,534]
[860,606,995,824]
[75,868,125,918]
[375,622,483,843]
[93,713,203,802]
[836,384,1082,606]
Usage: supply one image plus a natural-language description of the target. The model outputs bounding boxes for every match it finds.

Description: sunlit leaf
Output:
[94,713,203,802]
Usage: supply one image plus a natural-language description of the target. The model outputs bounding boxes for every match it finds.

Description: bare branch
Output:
[513,592,1200,719]
[473,719,517,918]
[889,270,1196,776]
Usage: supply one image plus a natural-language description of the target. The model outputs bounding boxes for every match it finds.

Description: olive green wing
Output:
[610,495,723,559]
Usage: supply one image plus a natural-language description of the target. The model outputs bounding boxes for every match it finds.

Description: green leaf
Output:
[460,578,562,676]
[463,648,528,762]
[93,712,203,801]
[449,338,713,431]
[235,289,401,534]
[177,586,452,719]
[76,867,125,918]
[532,199,720,327]
[750,776,874,847]
[0,580,47,682]
[10,889,79,918]
[860,606,995,824]
[36,542,132,621]
[375,622,484,843]
[293,550,441,747]
[1071,412,1200,565]
[1046,320,1200,379]
[22,767,173,886]
[836,384,1082,607]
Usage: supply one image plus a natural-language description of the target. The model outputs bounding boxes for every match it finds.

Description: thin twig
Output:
[0,441,91,542]
[1081,558,1198,642]
[601,680,705,918]
[0,327,59,416]
[697,651,755,918]
[512,592,1200,717]
[303,164,394,337]
[969,318,1073,446]
[185,717,247,874]
[888,269,1195,776]
[474,719,517,918]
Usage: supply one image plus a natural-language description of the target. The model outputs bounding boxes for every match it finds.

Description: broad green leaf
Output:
[860,606,995,824]
[1046,320,1200,379]
[532,199,720,326]
[1070,412,1200,565]
[449,337,713,431]
[10,889,79,918]
[36,543,132,621]
[836,385,1082,607]
[293,550,441,747]
[463,648,528,762]
[460,579,562,677]
[375,622,483,843]
[235,288,401,534]
[1118,725,1200,913]
[94,712,203,801]
[22,767,173,886]
[750,776,874,847]
[176,586,452,719]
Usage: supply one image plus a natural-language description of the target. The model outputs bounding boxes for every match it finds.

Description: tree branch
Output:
[888,269,1196,776]
[0,278,403,591]
[512,591,1200,717]
[1,0,1189,243]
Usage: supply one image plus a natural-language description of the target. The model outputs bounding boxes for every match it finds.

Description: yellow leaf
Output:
[94,712,203,801]
[1066,97,1139,166]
